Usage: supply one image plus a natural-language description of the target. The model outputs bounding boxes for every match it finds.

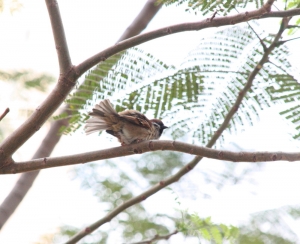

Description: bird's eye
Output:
[153,122,160,129]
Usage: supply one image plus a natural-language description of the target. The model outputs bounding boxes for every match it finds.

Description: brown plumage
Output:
[85,99,168,145]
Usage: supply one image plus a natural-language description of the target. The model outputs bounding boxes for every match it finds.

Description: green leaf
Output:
[177,210,239,243]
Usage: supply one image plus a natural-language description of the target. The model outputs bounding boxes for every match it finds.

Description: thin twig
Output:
[273,3,280,11]
[209,11,218,22]
[0,108,9,121]
[287,25,300,29]
[130,230,178,244]
[247,22,267,51]
[277,36,300,45]
[268,60,292,76]
[232,6,266,50]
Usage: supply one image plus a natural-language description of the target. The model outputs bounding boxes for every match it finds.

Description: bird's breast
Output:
[119,123,159,144]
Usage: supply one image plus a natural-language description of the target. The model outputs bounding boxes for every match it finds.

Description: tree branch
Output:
[45,0,72,73]
[0,108,9,122]
[130,230,178,244]
[77,1,288,75]
[117,0,162,42]
[0,0,77,166]
[1,140,299,174]
[277,36,300,45]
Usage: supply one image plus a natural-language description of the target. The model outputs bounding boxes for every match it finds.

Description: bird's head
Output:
[150,119,168,137]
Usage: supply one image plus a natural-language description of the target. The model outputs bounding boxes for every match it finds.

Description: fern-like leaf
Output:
[58,24,300,144]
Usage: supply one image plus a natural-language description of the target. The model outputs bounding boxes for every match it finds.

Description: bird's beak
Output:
[163,125,168,129]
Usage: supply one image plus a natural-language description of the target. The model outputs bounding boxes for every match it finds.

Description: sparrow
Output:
[85,99,168,145]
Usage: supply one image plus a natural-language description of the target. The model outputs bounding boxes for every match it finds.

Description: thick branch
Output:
[1,140,299,174]
[117,0,162,42]
[0,1,77,166]
[45,0,72,73]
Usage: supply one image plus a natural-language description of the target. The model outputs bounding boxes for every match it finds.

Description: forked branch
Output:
[1,0,299,167]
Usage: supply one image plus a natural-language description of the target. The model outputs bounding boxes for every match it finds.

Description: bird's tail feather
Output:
[92,99,117,117]
[85,99,117,135]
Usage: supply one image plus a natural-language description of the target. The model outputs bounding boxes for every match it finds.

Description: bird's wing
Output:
[119,110,152,129]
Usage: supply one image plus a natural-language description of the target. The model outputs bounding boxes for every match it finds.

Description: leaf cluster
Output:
[177,211,239,243]
[57,24,299,146]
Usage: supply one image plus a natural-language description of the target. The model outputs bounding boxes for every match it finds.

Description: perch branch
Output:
[1,140,300,174]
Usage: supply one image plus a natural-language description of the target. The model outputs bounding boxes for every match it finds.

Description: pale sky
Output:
[0,1,300,243]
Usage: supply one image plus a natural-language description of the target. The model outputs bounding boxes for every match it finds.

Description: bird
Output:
[85,99,168,145]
